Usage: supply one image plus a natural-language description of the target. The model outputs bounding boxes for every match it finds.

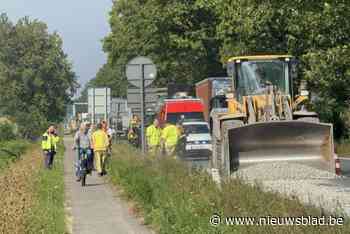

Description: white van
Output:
[178,121,212,161]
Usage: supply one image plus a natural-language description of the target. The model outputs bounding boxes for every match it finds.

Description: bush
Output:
[0,122,16,141]
[0,140,30,170]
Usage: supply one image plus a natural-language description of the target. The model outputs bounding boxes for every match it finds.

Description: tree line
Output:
[0,14,77,139]
[83,0,349,139]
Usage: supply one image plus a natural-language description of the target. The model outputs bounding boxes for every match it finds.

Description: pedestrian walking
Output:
[128,115,141,148]
[91,123,109,176]
[146,118,161,156]
[101,120,114,155]
[41,126,60,169]
[73,123,93,181]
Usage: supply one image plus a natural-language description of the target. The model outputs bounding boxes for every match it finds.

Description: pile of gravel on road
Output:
[232,162,350,215]
[233,162,336,181]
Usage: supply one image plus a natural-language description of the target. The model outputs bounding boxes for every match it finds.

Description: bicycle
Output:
[78,148,93,186]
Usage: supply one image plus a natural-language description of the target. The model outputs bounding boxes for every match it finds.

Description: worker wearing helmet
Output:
[161,123,179,158]
[41,125,60,169]
[146,118,161,156]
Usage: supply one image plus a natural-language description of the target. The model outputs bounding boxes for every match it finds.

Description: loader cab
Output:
[209,95,228,112]
[227,55,295,102]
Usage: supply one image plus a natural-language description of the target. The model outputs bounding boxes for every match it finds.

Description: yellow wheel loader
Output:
[211,55,335,176]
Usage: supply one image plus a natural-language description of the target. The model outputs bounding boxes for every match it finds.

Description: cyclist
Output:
[73,123,92,182]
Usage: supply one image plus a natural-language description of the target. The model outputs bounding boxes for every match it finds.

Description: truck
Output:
[157,97,205,125]
[195,77,233,130]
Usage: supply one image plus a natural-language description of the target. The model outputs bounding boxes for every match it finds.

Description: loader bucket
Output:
[227,121,334,173]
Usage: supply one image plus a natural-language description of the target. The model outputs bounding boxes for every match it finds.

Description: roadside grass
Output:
[108,144,349,234]
[336,140,350,157]
[0,143,38,233]
[0,140,30,170]
[25,142,66,234]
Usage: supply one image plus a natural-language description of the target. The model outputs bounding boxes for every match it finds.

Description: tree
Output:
[76,61,127,103]
[103,0,225,88]
[304,45,350,139]
[216,0,350,139]
[100,0,350,139]
[0,14,78,138]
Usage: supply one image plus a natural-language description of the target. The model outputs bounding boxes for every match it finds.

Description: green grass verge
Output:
[108,144,349,234]
[25,142,66,234]
[0,140,30,170]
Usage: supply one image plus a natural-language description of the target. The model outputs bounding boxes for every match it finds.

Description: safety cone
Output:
[335,154,341,176]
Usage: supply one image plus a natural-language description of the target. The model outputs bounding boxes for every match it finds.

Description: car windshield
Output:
[236,60,288,97]
[184,124,209,134]
[167,112,204,124]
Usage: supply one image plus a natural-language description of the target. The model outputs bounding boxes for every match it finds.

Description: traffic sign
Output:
[88,87,111,124]
[126,56,157,154]
[126,56,157,88]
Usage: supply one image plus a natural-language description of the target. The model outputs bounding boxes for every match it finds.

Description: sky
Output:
[1,0,113,95]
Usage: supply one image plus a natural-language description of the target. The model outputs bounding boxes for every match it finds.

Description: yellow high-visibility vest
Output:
[92,130,109,151]
[41,132,59,151]
[146,125,161,146]
[161,124,178,147]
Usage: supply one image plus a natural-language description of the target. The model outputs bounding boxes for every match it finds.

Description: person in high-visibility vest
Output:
[129,115,140,129]
[127,127,139,147]
[91,123,109,176]
[146,119,161,156]
[161,123,179,158]
[41,126,60,169]
[128,115,140,147]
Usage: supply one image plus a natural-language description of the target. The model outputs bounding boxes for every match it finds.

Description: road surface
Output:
[340,157,350,176]
[64,136,151,234]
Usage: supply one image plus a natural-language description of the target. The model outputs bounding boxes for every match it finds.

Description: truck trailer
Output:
[195,77,233,128]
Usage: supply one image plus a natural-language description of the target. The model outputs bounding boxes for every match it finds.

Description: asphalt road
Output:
[340,157,350,176]
[64,137,151,234]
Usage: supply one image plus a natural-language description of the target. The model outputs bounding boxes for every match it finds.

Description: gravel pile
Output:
[232,162,350,215]
[233,162,336,181]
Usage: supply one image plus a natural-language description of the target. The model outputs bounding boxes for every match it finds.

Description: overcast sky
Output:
[1,0,113,94]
